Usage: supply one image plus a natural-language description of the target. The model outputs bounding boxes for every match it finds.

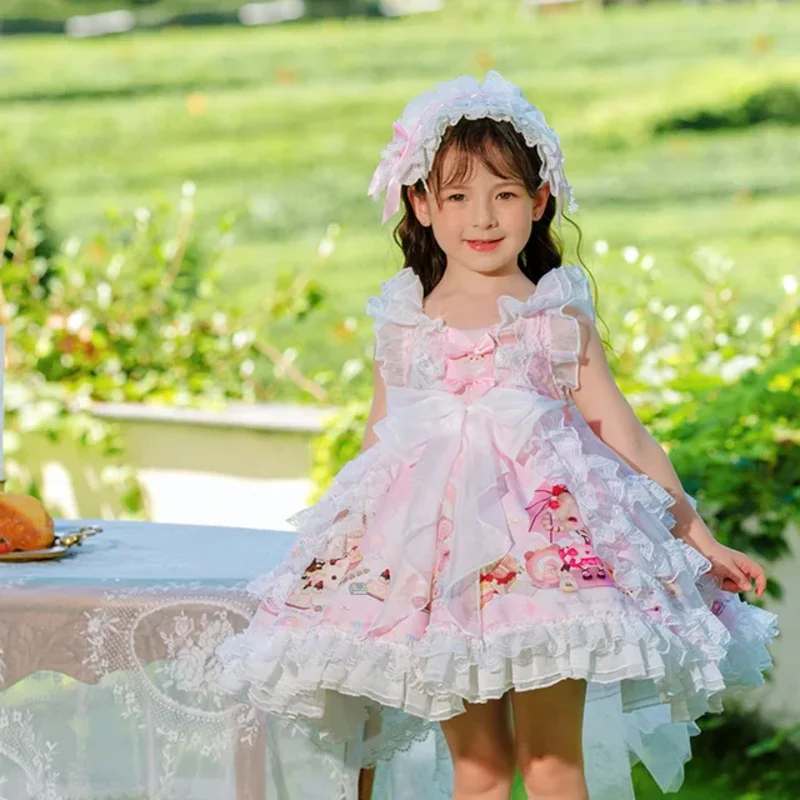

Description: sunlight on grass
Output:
[0,3,798,387]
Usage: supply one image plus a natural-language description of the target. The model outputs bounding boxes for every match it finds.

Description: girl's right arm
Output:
[360,343,387,453]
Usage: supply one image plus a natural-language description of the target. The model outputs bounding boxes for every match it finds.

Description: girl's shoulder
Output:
[364,264,596,331]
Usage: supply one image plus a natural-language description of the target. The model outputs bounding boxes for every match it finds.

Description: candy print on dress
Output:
[524,482,615,593]
[479,554,523,609]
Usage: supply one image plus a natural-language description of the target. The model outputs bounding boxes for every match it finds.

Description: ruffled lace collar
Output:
[366,264,591,335]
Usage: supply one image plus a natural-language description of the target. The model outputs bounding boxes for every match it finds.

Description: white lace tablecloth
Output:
[0,519,372,800]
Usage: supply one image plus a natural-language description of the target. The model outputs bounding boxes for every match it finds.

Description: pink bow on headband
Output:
[382,122,416,224]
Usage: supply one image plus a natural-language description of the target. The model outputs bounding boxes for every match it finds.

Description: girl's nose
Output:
[472,198,498,229]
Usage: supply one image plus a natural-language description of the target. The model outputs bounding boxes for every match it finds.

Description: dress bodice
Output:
[365,265,596,402]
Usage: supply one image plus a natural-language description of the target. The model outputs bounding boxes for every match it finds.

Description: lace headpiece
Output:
[367,70,578,226]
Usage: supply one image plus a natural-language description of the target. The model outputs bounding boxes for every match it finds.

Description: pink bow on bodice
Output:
[442,332,499,399]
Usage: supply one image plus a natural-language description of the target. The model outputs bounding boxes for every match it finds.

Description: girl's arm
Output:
[567,311,766,596]
[360,343,388,453]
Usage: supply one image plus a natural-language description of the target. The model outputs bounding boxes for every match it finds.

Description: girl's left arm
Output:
[567,312,766,597]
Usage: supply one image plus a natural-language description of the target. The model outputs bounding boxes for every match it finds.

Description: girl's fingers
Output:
[754,568,767,597]
[722,561,751,593]
[739,557,767,597]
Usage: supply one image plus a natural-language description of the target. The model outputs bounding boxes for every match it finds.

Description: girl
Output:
[218,71,778,800]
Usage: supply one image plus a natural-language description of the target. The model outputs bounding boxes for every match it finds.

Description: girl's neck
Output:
[434,265,536,304]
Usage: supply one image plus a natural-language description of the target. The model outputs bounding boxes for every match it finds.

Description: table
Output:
[0,518,693,800]
[0,519,367,800]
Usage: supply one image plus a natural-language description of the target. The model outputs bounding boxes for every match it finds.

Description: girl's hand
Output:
[697,540,767,597]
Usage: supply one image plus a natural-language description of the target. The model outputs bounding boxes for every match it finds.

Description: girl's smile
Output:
[465,237,504,252]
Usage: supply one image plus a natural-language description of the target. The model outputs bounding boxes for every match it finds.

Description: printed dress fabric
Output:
[217,264,778,799]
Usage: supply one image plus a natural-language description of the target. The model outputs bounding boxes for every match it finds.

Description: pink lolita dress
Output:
[218,264,778,800]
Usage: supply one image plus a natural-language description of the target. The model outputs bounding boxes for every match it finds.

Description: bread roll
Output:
[0,493,56,551]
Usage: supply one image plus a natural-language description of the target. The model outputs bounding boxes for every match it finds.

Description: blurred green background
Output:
[1,2,798,797]
[1,1,798,383]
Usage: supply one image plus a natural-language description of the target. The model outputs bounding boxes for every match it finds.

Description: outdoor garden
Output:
[1,0,799,796]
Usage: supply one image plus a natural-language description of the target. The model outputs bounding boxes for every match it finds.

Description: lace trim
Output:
[364,264,589,333]
[220,409,775,731]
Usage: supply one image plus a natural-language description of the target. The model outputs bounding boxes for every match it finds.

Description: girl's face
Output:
[409,149,550,276]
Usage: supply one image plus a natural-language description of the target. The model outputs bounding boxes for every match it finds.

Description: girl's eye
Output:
[497,191,516,200]
[447,194,466,202]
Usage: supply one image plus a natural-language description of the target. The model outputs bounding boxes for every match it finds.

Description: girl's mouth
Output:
[465,238,504,252]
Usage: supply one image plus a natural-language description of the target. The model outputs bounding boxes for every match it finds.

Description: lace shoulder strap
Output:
[364,268,420,386]
[544,265,597,398]
[364,267,421,331]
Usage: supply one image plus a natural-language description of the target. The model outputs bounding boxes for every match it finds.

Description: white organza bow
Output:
[368,385,565,638]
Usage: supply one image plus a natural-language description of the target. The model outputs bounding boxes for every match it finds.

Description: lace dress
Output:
[217,264,778,799]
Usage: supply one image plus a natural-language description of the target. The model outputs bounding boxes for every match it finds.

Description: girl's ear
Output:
[532,181,551,221]
[407,184,433,228]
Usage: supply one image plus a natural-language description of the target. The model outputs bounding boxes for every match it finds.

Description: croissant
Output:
[0,493,56,552]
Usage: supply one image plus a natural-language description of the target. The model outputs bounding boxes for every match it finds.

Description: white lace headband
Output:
[367,70,578,226]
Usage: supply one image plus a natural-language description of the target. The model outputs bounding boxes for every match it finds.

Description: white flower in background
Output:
[593,240,609,255]
[211,312,227,334]
[662,305,678,321]
[632,334,648,353]
[177,315,192,336]
[134,207,151,228]
[720,288,732,302]
[661,389,685,404]
[63,236,81,258]
[685,305,703,323]
[700,352,723,373]
[672,321,688,339]
[273,348,298,379]
[647,298,663,314]
[341,359,365,382]
[637,361,674,386]
[107,254,124,279]
[240,359,255,378]
[782,274,798,295]
[657,343,681,360]
[317,223,340,259]
[622,246,639,264]
[623,309,639,328]
[640,254,655,271]
[761,318,774,337]
[232,330,255,350]
[66,309,88,333]
[343,316,358,333]
[735,314,753,335]
[181,181,196,215]
[97,281,112,309]
[715,332,730,346]
[720,355,759,383]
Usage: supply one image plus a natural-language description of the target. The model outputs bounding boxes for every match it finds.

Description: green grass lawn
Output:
[0,3,798,387]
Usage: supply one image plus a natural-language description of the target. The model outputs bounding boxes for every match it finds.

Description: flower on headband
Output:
[367,70,578,226]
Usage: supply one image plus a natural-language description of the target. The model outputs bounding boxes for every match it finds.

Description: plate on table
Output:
[0,525,103,563]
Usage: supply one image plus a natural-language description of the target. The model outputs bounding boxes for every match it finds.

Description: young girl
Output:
[218,71,778,800]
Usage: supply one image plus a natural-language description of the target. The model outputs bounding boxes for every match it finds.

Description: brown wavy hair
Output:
[392,117,597,309]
